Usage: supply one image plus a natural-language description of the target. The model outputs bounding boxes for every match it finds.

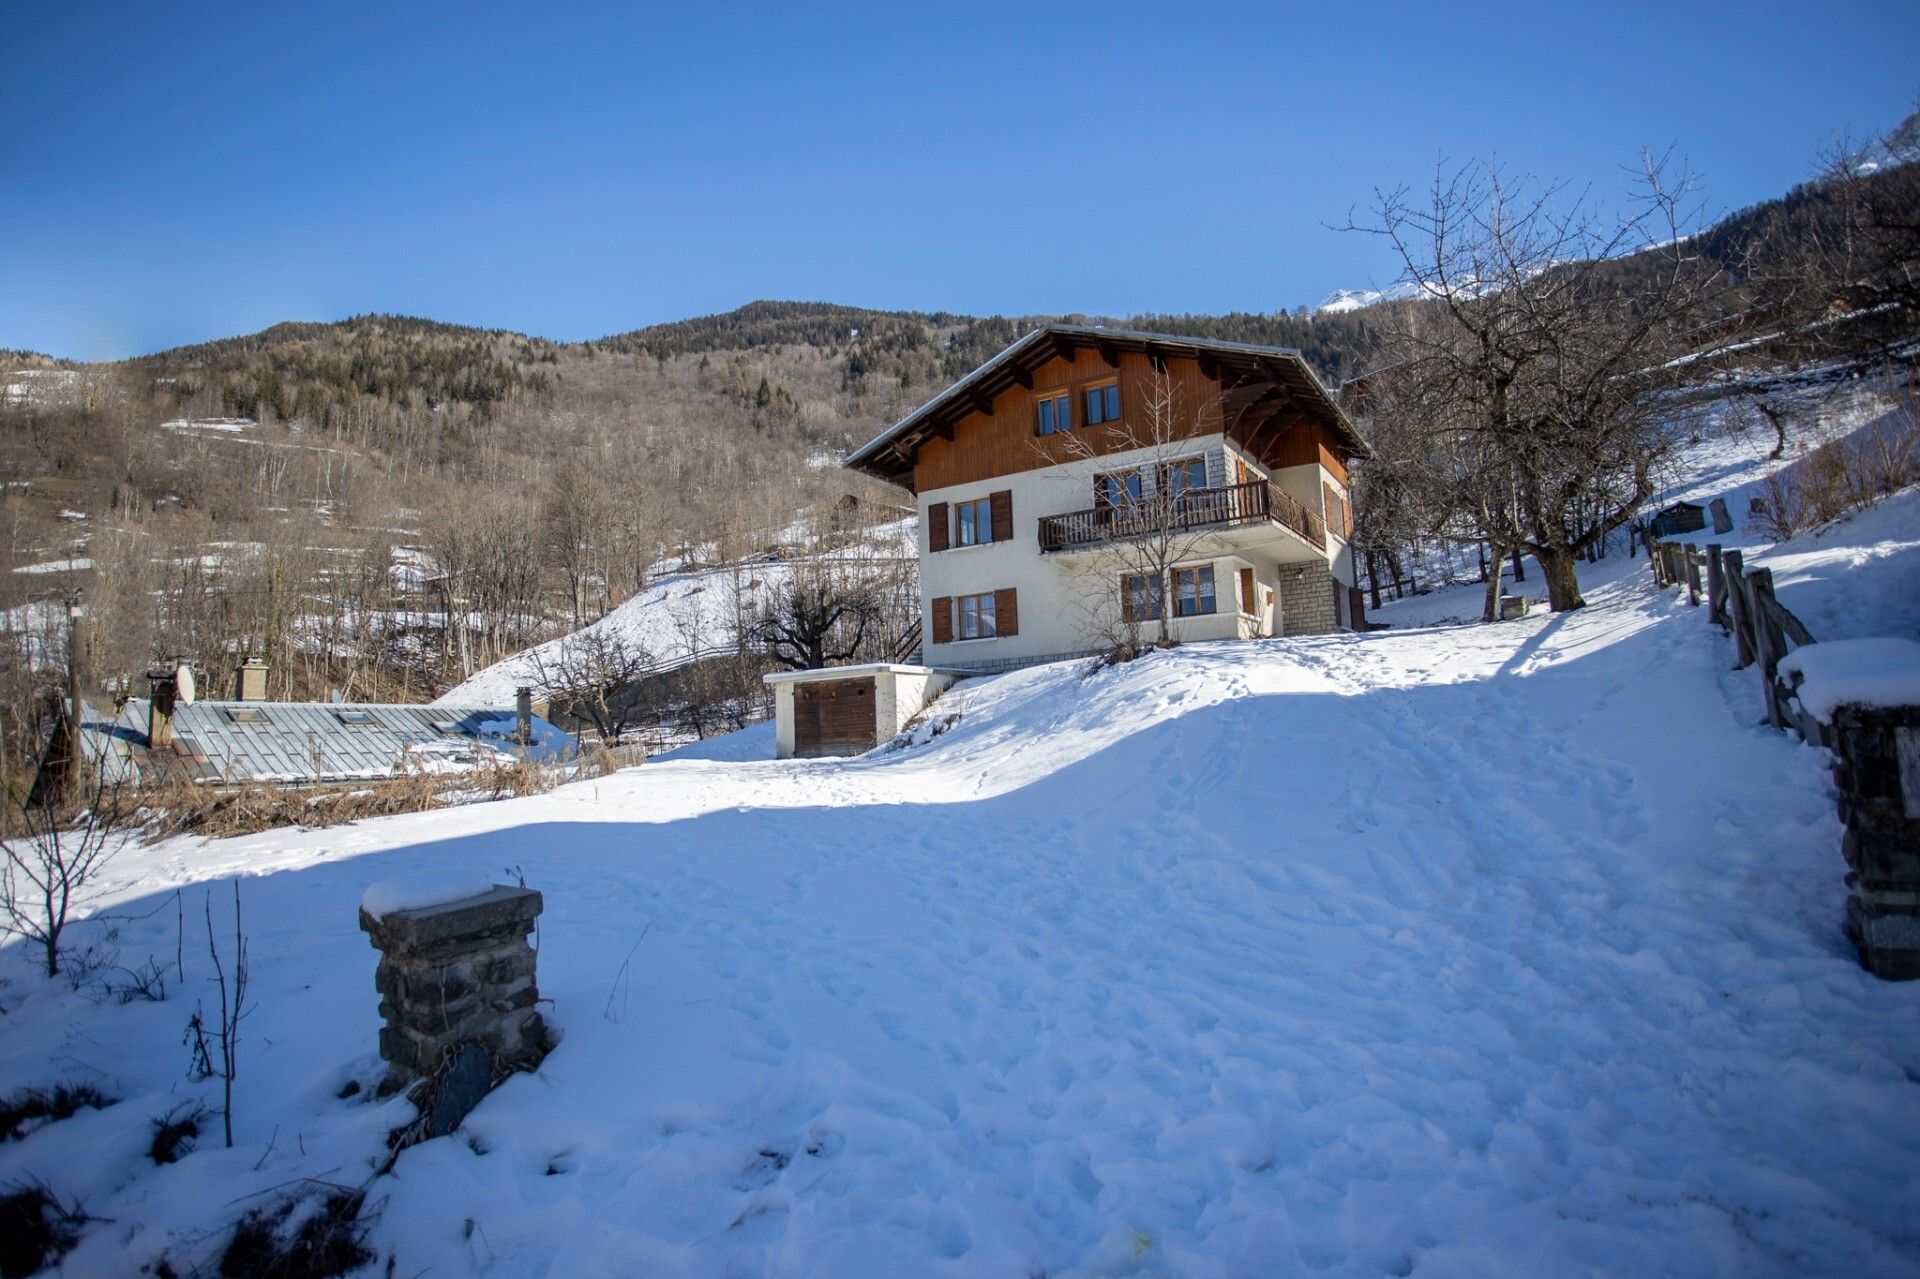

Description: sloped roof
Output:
[77,699,575,787]
[843,324,1368,487]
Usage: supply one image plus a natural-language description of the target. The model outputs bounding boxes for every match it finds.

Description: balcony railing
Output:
[1038,479,1327,554]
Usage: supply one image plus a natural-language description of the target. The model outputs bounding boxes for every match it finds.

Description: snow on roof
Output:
[1780,638,1920,724]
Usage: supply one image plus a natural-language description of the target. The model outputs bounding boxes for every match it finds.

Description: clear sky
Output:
[4,1,1916,361]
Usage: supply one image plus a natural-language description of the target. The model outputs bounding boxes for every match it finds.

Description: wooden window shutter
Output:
[928,502,949,553]
[1239,567,1255,614]
[1322,481,1336,526]
[994,587,1019,636]
[989,490,1012,543]
[1119,576,1136,624]
[930,596,953,644]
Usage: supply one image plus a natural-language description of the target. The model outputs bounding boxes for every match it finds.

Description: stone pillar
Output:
[1830,704,1920,979]
[359,885,549,1092]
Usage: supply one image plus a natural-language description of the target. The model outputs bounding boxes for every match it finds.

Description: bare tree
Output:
[1046,365,1234,649]
[527,629,655,746]
[749,513,913,670]
[3,757,134,978]
[1350,155,1728,613]
[184,880,250,1148]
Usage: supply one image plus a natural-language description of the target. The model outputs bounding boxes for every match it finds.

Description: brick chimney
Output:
[515,686,533,745]
[236,657,269,702]
[146,667,177,749]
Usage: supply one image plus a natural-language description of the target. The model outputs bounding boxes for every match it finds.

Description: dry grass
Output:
[142,755,569,841]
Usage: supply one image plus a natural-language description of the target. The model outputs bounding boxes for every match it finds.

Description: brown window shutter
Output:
[994,587,1018,637]
[930,596,953,644]
[1119,576,1136,624]
[928,502,949,553]
[1322,481,1335,526]
[989,490,1013,543]
[1239,567,1255,614]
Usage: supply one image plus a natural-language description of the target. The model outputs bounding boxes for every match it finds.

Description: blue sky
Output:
[3,1,1916,361]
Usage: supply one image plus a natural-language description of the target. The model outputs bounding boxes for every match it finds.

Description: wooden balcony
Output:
[1038,479,1327,555]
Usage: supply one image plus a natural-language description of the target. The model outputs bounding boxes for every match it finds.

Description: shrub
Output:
[0,1083,114,1143]
[0,1180,88,1278]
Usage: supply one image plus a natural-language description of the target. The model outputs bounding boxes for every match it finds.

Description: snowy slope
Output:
[436,519,915,706]
[3,552,1917,1276]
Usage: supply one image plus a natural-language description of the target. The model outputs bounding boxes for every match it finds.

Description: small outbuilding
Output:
[1649,501,1708,538]
[764,663,960,759]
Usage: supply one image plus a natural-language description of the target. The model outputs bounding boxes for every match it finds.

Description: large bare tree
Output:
[1352,155,1728,612]
[1045,366,1237,650]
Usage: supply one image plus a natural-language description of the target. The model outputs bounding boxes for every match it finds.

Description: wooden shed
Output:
[1650,501,1707,538]
[764,664,960,759]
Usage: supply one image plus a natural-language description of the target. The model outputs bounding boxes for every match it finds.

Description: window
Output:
[1084,381,1121,425]
[1121,572,1163,622]
[1095,469,1142,508]
[1173,565,1217,617]
[957,592,997,639]
[1036,391,1071,435]
[1162,457,1206,497]
[955,496,992,547]
[334,709,375,726]
[223,707,271,724]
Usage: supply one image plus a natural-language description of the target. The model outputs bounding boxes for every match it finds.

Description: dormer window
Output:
[1084,381,1121,426]
[1035,392,1071,435]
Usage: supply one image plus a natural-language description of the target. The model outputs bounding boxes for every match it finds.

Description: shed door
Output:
[794,678,877,758]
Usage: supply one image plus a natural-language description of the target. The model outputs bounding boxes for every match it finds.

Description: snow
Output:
[4,543,1918,1275]
[361,871,499,921]
[654,719,777,762]
[10,555,92,574]
[437,520,914,707]
[1780,637,1920,723]
[160,416,257,434]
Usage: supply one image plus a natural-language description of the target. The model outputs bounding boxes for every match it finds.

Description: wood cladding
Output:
[794,678,876,757]
[914,350,1221,492]
[913,347,1352,493]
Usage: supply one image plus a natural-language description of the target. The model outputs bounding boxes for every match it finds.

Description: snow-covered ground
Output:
[4,543,1917,1275]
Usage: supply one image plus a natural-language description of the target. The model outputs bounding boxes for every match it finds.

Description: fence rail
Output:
[1648,535,1824,740]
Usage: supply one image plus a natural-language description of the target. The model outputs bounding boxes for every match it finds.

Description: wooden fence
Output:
[1647,536,1824,741]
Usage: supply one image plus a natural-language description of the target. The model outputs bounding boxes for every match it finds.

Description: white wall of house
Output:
[918,434,1356,668]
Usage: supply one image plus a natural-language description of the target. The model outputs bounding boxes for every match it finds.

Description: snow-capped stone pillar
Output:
[1830,704,1920,980]
[359,884,549,1092]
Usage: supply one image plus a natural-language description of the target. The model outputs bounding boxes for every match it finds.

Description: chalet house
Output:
[844,325,1369,670]
[44,660,574,793]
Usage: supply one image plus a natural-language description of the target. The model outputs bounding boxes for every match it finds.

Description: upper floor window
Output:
[1084,381,1121,426]
[1173,565,1217,617]
[955,496,992,547]
[1094,469,1142,509]
[1036,392,1071,436]
[958,591,997,639]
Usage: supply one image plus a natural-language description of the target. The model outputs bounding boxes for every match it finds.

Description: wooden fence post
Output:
[1683,543,1702,606]
[1705,544,1726,628]
[1748,567,1791,729]
[1722,550,1754,668]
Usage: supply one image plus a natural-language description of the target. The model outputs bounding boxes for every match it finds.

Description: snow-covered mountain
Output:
[1313,282,1426,314]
